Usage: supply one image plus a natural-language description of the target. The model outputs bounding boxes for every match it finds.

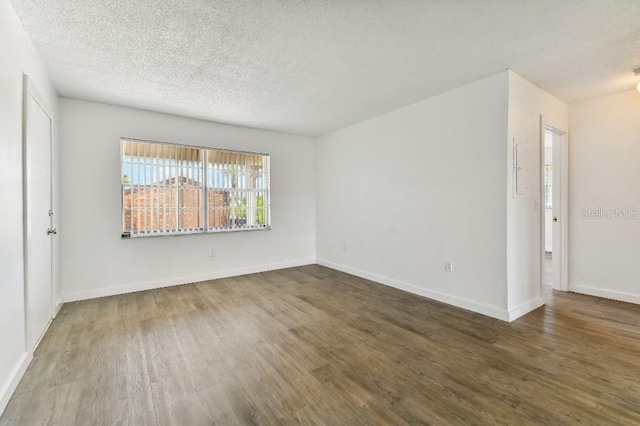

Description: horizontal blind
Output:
[122,138,270,237]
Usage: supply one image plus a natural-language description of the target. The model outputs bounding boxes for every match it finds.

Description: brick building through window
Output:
[123,176,230,233]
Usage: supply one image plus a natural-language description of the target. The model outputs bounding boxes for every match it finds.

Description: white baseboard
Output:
[0,352,32,417]
[63,258,316,303]
[569,283,640,305]
[508,297,544,322]
[317,258,510,321]
[54,299,63,317]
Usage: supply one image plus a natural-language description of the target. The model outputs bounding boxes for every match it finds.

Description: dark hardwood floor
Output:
[2,265,639,425]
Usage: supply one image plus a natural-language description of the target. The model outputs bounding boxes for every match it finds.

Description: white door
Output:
[24,76,54,350]
[550,129,566,291]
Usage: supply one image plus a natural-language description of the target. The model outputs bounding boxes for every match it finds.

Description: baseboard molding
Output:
[63,258,316,302]
[508,297,544,322]
[0,352,32,417]
[54,299,63,317]
[569,283,640,305]
[317,258,510,321]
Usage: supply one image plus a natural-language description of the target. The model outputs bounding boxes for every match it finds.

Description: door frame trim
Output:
[22,73,54,352]
[539,116,569,298]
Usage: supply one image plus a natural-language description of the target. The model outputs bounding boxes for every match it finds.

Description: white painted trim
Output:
[54,300,63,317]
[0,352,32,416]
[317,258,510,322]
[539,116,547,300]
[539,119,569,295]
[32,318,53,354]
[508,297,544,322]
[569,284,640,305]
[560,128,569,292]
[63,258,316,302]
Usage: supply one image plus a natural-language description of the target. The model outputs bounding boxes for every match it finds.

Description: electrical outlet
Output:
[342,242,347,251]
[444,261,453,272]
[208,248,216,257]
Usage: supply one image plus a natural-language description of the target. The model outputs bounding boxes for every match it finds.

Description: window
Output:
[121,138,270,237]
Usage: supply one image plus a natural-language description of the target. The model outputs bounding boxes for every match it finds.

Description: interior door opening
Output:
[541,125,568,303]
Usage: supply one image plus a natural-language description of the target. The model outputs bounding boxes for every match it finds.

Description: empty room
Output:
[2,0,639,424]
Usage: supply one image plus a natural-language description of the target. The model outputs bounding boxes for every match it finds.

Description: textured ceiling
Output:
[9,0,640,136]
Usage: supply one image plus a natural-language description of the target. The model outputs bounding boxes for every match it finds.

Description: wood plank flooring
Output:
[2,265,639,425]
[543,252,553,304]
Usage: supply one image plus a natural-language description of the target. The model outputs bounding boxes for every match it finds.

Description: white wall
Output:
[59,99,316,301]
[316,72,510,320]
[569,90,640,304]
[506,71,568,320]
[0,0,59,414]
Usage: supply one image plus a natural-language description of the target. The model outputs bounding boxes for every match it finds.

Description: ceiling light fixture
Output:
[635,68,640,93]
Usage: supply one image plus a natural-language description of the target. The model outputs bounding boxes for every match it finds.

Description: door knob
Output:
[47,228,58,235]
[552,217,558,223]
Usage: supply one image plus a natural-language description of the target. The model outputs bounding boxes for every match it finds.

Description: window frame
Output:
[121,137,271,238]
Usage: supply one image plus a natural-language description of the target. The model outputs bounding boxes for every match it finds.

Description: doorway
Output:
[541,125,568,302]
[23,74,55,351]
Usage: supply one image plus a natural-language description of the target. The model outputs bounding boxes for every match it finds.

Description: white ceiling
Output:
[9,0,640,137]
